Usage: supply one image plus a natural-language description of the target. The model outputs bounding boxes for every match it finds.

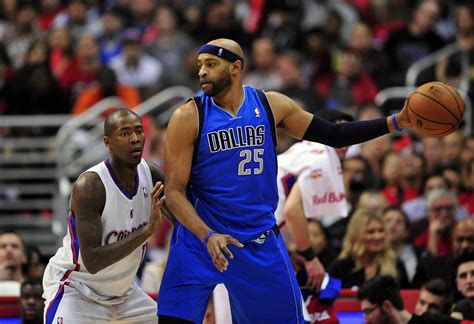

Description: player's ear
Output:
[231,61,241,75]
[104,136,111,149]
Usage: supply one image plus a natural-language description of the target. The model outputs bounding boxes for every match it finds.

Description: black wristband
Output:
[297,247,316,261]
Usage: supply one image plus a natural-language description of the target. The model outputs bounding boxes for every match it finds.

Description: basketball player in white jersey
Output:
[43,109,170,323]
[276,109,353,292]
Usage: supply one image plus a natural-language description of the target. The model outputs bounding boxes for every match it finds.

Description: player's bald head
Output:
[207,38,244,58]
[104,109,141,136]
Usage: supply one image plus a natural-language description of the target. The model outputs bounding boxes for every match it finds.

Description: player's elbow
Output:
[284,203,297,222]
[82,254,101,274]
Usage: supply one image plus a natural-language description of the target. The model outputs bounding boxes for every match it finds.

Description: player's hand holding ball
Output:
[205,232,243,272]
[402,81,465,137]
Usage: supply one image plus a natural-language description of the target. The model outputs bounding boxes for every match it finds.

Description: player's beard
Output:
[202,71,232,97]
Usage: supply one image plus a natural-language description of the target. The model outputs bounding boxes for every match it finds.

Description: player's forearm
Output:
[302,115,391,148]
[166,190,212,242]
[82,228,151,274]
[285,212,312,251]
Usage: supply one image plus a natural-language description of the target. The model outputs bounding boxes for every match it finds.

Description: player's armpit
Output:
[71,172,106,274]
[264,91,313,139]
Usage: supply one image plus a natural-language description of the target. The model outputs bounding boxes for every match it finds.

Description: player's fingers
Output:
[151,181,162,195]
[220,243,234,260]
[152,184,164,199]
[226,236,244,248]
[213,246,229,269]
[155,196,166,208]
[212,250,228,272]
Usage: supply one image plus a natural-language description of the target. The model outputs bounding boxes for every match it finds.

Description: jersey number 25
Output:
[238,149,264,176]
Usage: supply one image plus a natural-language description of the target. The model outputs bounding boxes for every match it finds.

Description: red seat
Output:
[0,296,20,318]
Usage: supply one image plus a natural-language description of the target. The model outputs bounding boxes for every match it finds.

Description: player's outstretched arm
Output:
[165,101,243,272]
[284,181,325,291]
[266,91,412,147]
[71,173,165,274]
[147,161,176,225]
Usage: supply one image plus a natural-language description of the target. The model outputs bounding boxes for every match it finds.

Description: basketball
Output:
[407,81,465,137]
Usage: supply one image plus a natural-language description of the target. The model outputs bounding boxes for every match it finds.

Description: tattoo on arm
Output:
[72,172,152,274]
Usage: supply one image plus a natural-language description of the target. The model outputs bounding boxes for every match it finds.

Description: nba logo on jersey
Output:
[57,317,63,324]
[130,208,134,219]
[143,186,148,198]
[254,108,260,118]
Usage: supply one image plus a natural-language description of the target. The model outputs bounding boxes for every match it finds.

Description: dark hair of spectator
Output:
[454,250,474,275]
[315,109,354,123]
[358,275,405,311]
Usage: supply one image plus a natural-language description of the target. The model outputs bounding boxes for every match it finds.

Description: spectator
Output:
[460,158,474,215]
[442,131,465,169]
[302,28,331,83]
[47,27,74,81]
[59,34,101,99]
[109,28,162,98]
[25,246,45,280]
[244,38,283,91]
[37,0,62,31]
[412,218,474,289]
[97,8,124,65]
[128,0,155,32]
[422,137,444,175]
[329,209,409,289]
[315,47,379,112]
[358,275,462,324]
[23,39,50,67]
[415,279,451,316]
[383,151,424,207]
[402,174,468,227]
[435,4,474,90]
[0,230,26,283]
[452,250,474,320]
[342,155,373,210]
[453,219,474,256]
[306,219,338,270]
[356,190,389,215]
[4,63,70,115]
[2,3,40,69]
[347,21,386,85]
[52,0,100,39]
[383,0,445,86]
[20,278,44,324]
[275,50,321,113]
[414,188,458,256]
[383,207,419,283]
[381,152,402,190]
[146,4,194,87]
[72,66,140,115]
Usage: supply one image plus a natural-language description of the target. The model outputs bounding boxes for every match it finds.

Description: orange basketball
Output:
[407,81,465,137]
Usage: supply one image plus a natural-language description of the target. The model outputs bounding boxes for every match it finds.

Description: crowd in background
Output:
[1,0,474,322]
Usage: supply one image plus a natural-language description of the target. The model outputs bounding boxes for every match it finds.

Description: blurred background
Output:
[0,1,473,320]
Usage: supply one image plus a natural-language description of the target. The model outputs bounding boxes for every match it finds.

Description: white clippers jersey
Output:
[46,159,153,300]
[275,141,327,225]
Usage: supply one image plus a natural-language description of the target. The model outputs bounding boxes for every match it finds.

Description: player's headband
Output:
[198,44,244,69]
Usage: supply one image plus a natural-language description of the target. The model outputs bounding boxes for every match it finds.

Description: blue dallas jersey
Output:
[185,86,278,242]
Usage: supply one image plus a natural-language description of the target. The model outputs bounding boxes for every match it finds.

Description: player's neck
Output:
[213,85,245,116]
[108,158,138,191]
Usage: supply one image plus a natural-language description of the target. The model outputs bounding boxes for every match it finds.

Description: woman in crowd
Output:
[329,208,409,289]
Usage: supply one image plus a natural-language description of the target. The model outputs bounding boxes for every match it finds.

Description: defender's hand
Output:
[146,182,166,236]
[206,233,243,272]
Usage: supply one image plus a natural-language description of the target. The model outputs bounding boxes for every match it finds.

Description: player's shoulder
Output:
[171,99,199,124]
[73,172,105,200]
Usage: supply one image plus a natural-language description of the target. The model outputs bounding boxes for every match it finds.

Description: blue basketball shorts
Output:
[157,223,304,323]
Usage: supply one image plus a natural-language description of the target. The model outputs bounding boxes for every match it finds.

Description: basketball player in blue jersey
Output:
[159,38,414,323]
[43,109,173,323]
